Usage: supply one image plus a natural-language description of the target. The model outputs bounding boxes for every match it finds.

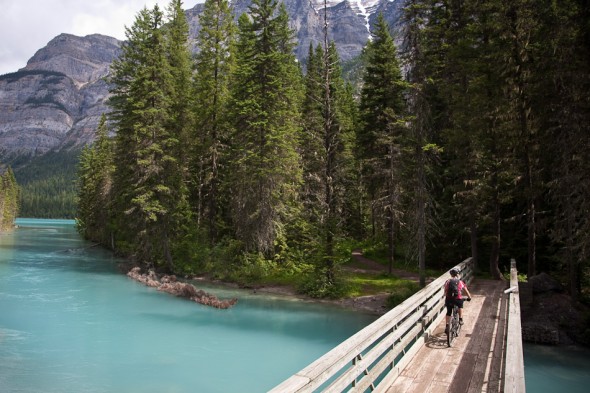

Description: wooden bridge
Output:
[270,258,526,393]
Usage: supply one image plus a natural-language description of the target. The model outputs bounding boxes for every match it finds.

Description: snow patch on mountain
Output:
[311,0,382,36]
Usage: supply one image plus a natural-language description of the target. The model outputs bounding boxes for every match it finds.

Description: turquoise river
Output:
[0,219,376,392]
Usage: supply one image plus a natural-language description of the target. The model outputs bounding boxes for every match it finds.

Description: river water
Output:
[524,343,590,392]
[0,219,377,393]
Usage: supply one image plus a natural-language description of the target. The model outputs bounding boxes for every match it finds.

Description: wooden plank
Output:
[384,280,509,393]
[385,375,413,393]
[429,382,451,393]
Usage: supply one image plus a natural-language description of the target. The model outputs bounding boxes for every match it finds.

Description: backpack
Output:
[447,278,460,298]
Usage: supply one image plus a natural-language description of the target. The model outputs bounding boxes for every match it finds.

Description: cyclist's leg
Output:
[456,298,465,323]
[445,300,453,333]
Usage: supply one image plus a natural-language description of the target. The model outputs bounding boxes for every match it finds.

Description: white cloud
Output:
[0,0,202,75]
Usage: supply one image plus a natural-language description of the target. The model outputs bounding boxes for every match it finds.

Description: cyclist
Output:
[444,268,472,333]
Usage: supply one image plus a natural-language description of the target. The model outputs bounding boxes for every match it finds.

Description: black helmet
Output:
[450,269,459,277]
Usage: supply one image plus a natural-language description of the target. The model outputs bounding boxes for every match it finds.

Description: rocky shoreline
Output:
[520,273,589,347]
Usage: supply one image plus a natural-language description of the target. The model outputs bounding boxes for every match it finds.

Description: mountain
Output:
[0,0,405,217]
[0,34,121,166]
[186,0,405,64]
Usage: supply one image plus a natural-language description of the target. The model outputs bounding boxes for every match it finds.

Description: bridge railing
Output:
[504,258,526,393]
[269,257,474,393]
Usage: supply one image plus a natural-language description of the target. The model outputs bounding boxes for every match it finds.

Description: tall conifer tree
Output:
[192,0,236,244]
[301,41,356,283]
[228,0,302,256]
[359,13,407,275]
[401,0,436,286]
[109,5,185,270]
[541,0,590,299]
[76,114,114,245]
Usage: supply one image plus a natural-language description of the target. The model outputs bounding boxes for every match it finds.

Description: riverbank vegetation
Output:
[0,164,19,230]
[76,0,589,304]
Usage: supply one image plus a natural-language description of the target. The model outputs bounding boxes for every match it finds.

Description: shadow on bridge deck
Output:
[386,279,509,393]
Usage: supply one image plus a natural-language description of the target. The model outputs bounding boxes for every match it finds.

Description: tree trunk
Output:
[387,143,396,275]
[489,175,503,280]
[565,186,579,300]
[387,209,395,275]
[520,91,536,277]
[469,214,478,272]
[417,151,426,288]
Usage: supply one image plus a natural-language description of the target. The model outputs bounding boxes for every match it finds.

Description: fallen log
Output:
[127,267,238,309]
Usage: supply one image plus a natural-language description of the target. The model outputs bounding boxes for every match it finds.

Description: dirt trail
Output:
[350,249,429,283]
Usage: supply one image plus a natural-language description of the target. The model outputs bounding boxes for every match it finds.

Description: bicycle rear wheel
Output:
[447,307,459,347]
[446,320,453,347]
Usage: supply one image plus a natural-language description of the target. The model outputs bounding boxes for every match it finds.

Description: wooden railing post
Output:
[504,258,526,393]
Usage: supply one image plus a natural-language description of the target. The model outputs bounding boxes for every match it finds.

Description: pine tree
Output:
[415,0,512,280]
[541,0,590,299]
[228,0,302,255]
[434,0,503,273]
[497,0,544,278]
[401,0,443,286]
[299,43,325,252]
[161,0,194,264]
[359,13,408,275]
[109,5,185,270]
[165,0,193,177]
[192,0,236,244]
[419,0,487,272]
[76,114,114,245]
[300,40,356,283]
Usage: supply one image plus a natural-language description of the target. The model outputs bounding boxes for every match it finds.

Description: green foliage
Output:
[0,69,67,83]
[503,271,528,282]
[0,166,20,230]
[227,0,303,255]
[191,0,236,245]
[386,281,420,308]
[358,13,409,276]
[298,267,349,299]
[300,38,358,285]
[76,114,114,244]
[107,2,192,269]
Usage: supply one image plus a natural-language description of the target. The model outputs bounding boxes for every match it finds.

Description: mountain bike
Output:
[446,297,471,347]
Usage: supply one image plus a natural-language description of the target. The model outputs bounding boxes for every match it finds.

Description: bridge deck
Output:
[386,279,508,393]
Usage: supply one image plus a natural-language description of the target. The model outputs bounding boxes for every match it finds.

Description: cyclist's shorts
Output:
[445,298,465,316]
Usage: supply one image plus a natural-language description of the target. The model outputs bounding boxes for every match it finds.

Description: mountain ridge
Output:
[0,0,404,171]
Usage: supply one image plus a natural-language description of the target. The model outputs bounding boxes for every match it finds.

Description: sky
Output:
[0,0,202,75]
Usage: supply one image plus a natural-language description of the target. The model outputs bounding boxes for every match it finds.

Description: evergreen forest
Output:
[0,164,19,231]
[14,149,80,218]
[76,0,590,301]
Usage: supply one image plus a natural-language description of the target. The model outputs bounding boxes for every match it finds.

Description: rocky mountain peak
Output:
[310,0,383,39]
[23,33,121,84]
[0,34,121,163]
